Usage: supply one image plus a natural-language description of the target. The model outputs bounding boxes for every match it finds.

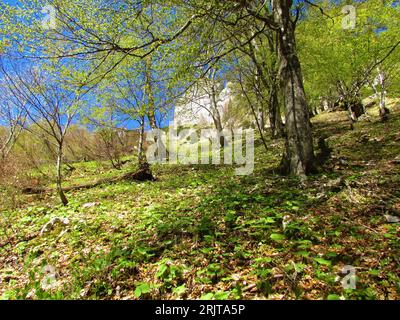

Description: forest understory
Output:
[1,102,399,300]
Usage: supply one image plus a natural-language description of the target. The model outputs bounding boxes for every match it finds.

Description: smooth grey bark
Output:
[209,79,226,148]
[273,0,315,176]
[0,100,25,168]
[144,57,157,131]
[269,85,285,139]
[0,129,16,163]
[374,69,389,121]
[56,144,68,206]
[144,56,168,163]
[137,117,148,169]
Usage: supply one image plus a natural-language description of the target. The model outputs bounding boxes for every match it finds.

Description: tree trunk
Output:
[213,117,225,148]
[56,145,68,206]
[137,118,154,180]
[209,77,226,148]
[269,86,285,139]
[258,105,265,132]
[144,56,169,161]
[144,57,157,131]
[274,0,315,176]
[268,89,277,139]
[275,101,285,137]
[378,71,389,121]
[138,118,147,169]
[0,130,15,163]
[211,103,225,148]
[247,37,284,139]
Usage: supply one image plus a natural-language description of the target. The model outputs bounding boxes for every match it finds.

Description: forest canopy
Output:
[0,0,399,302]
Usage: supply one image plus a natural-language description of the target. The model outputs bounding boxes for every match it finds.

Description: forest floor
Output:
[1,101,400,300]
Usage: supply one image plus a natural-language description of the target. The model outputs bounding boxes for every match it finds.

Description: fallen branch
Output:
[22,165,155,195]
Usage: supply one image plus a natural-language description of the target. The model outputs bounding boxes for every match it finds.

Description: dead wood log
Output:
[21,165,156,195]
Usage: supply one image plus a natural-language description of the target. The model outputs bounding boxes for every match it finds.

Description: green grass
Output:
[1,103,400,300]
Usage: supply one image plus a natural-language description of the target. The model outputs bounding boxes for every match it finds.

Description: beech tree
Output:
[1,61,82,205]
[0,81,26,166]
[271,0,315,175]
[167,0,316,175]
[176,68,230,148]
[298,0,400,122]
[1,0,318,176]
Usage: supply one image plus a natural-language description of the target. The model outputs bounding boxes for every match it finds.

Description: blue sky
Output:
[2,0,398,130]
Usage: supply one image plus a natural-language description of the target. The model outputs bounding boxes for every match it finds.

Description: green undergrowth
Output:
[1,104,399,300]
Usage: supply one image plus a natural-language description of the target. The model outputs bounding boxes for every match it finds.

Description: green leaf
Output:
[295,251,310,258]
[254,257,272,264]
[368,269,380,276]
[213,291,230,300]
[134,283,151,298]
[314,258,332,266]
[293,263,306,273]
[327,294,341,300]
[156,264,169,278]
[200,293,214,300]
[263,217,276,224]
[172,285,186,296]
[270,233,286,241]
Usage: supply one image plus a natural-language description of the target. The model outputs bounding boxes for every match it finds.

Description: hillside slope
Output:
[1,102,399,300]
